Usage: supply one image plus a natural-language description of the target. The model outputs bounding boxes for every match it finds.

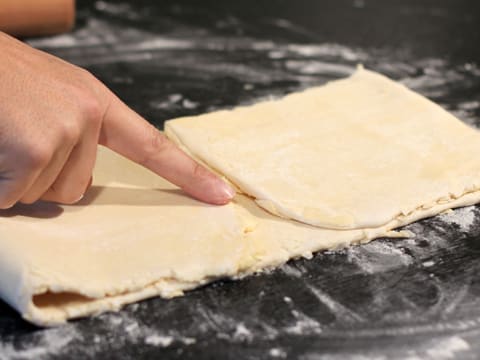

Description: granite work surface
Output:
[1,0,480,359]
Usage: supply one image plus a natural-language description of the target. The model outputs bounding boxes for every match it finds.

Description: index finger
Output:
[98,94,235,205]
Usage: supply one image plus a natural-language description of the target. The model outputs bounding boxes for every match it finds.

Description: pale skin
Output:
[0,32,235,209]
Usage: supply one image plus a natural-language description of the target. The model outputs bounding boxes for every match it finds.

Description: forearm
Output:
[0,0,75,37]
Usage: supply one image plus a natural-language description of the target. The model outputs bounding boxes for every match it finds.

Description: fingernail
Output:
[217,181,236,202]
[1,203,15,210]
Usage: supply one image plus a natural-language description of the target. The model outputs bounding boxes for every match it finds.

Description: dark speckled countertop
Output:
[1,0,480,359]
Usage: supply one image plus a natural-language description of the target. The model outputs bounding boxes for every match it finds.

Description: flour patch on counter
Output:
[437,206,477,232]
[97,311,196,348]
[286,43,367,61]
[233,323,253,341]
[150,94,199,110]
[269,347,287,358]
[423,336,470,359]
[144,334,174,347]
[285,60,354,76]
[0,325,80,360]
[150,94,184,110]
[422,260,435,267]
[280,263,304,278]
[285,310,322,335]
[345,241,413,274]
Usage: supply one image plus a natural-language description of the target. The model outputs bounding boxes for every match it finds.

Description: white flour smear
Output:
[0,326,80,360]
[346,241,413,274]
[438,206,477,232]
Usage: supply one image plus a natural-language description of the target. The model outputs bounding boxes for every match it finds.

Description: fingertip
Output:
[205,180,236,205]
[181,175,236,205]
[217,181,236,203]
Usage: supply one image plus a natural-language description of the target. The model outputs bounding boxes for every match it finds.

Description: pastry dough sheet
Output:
[1,68,480,326]
[166,67,480,229]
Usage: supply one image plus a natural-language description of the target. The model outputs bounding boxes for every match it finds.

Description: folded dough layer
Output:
[1,68,480,326]
[3,148,479,326]
[0,148,248,325]
[165,67,480,229]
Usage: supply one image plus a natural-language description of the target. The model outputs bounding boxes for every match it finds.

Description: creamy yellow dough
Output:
[1,68,480,326]
[166,67,480,229]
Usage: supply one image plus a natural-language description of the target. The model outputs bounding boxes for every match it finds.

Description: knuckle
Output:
[59,121,81,143]
[192,162,211,179]
[77,68,97,83]
[23,144,52,169]
[80,92,103,122]
[149,127,171,152]
[68,69,104,123]
[139,127,172,166]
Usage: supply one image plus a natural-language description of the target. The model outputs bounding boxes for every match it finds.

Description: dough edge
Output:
[10,190,480,327]
[164,67,480,230]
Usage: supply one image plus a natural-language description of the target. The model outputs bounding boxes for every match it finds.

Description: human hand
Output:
[0,32,235,209]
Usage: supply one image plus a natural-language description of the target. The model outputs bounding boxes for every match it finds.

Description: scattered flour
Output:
[233,323,253,341]
[144,334,174,347]
[150,94,199,110]
[302,353,384,360]
[438,206,476,232]
[182,99,199,109]
[0,326,80,360]
[457,100,480,111]
[285,60,354,76]
[422,260,435,267]
[346,241,413,274]
[150,94,183,109]
[281,264,303,278]
[307,285,365,323]
[269,347,287,358]
[286,43,367,61]
[97,311,196,348]
[424,336,470,359]
[285,310,322,335]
